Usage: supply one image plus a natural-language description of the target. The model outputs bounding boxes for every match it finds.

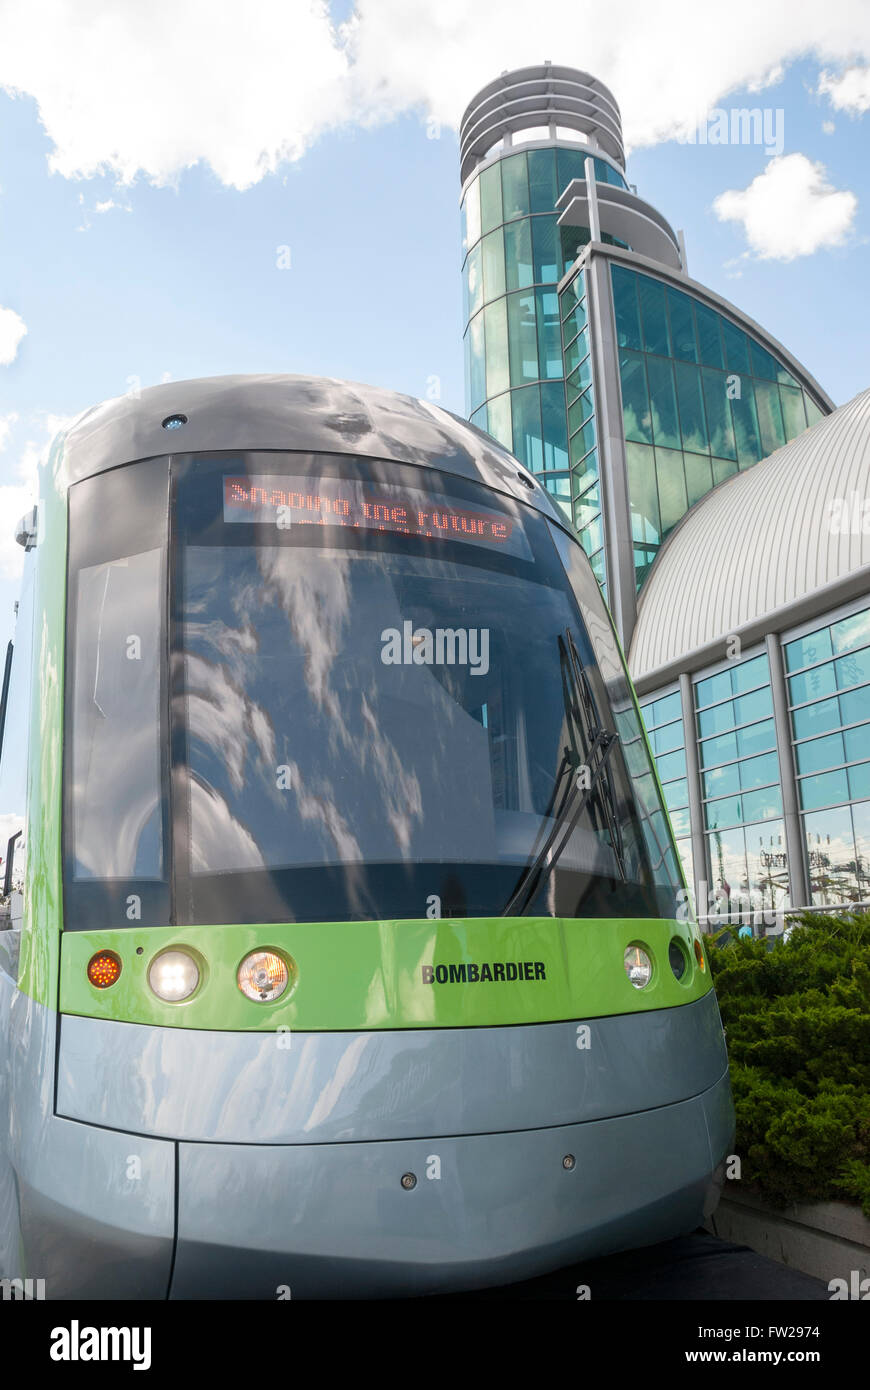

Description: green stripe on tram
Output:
[58,915,711,1031]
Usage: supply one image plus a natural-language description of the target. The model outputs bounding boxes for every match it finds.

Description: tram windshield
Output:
[64,452,682,927]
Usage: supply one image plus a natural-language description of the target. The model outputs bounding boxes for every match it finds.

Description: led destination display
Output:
[223,475,532,559]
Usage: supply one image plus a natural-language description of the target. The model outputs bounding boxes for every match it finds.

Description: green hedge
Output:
[709,911,870,1216]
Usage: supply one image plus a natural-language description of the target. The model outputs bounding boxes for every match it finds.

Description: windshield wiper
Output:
[500,628,627,917]
[562,629,627,880]
[501,727,621,916]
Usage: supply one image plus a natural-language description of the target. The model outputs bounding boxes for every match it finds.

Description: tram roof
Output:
[55,373,564,525]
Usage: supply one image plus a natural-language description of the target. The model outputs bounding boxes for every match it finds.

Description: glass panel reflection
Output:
[71,550,163,879]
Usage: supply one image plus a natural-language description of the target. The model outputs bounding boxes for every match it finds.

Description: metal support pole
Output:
[583,156,601,243]
[680,673,708,922]
[766,633,811,909]
[585,253,637,647]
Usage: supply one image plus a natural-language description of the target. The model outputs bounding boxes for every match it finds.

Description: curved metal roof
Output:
[629,387,870,681]
[49,373,564,524]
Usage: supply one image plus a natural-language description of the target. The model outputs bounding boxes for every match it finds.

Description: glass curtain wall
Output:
[462,147,628,530]
[611,264,828,590]
[559,268,606,592]
[785,606,870,905]
[694,652,789,924]
[635,615,870,920]
[638,688,694,892]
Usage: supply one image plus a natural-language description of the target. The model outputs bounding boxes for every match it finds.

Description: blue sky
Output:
[0,5,868,657]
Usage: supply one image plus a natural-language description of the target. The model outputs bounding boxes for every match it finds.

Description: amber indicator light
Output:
[87,950,122,989]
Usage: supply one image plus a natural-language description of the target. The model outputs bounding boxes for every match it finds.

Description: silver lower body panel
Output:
[170,1072,733,1299]
[1,977,734,1298]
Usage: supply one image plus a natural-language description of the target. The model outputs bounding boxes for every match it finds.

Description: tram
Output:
[0,375,733,1299]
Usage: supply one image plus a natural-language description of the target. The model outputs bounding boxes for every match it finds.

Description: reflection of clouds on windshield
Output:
[184,650,275,792]
[184,542,428,874]
[258,545,350,722]
[359,692,422,854]
[186,618,258,668]
[257,546,423,862]
[182,638,276,872]
[278,758,362,862]
[187,776,264,873]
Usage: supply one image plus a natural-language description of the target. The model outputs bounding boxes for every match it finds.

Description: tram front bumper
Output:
[23,991,734,1297]
[167,1072,733,1299]
[9,1071,731,1300]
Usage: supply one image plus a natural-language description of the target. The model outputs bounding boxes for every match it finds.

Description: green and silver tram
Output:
[0,375,733,1298]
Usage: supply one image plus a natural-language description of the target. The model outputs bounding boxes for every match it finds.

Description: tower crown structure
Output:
[459,63,624,185]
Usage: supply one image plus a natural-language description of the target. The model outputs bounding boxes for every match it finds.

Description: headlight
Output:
[238,950,290,1002]
[624,944,652,989]
[148,948,200,1001]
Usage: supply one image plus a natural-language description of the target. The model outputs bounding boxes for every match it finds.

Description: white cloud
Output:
[713,153,857,261]
[75,194,133,232]
[0,413,18,452]
[822,119,836,134]
[818,65,870,114]
[338,2,870,152]
[0,1,869,187]
[0,0,351,190]
[0,307,27,366]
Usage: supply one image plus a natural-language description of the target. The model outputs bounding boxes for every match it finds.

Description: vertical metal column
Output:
[586,252,637,649]
[766,633,811,909]
[680,673,708,923]
[583,156,601,243]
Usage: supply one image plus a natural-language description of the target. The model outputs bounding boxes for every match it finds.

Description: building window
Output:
[694,652,789,923]
[785,606,870,905]
[639,688,694,893]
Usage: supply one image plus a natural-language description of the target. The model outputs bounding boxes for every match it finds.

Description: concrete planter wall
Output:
[707,1188,870,1288]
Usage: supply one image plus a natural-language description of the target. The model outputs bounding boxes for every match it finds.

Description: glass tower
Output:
[460,64,833,646]
[460,63,630,574]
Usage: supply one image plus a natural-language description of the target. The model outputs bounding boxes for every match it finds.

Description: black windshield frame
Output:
[63,450,682,930]
[169,451,680,924]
